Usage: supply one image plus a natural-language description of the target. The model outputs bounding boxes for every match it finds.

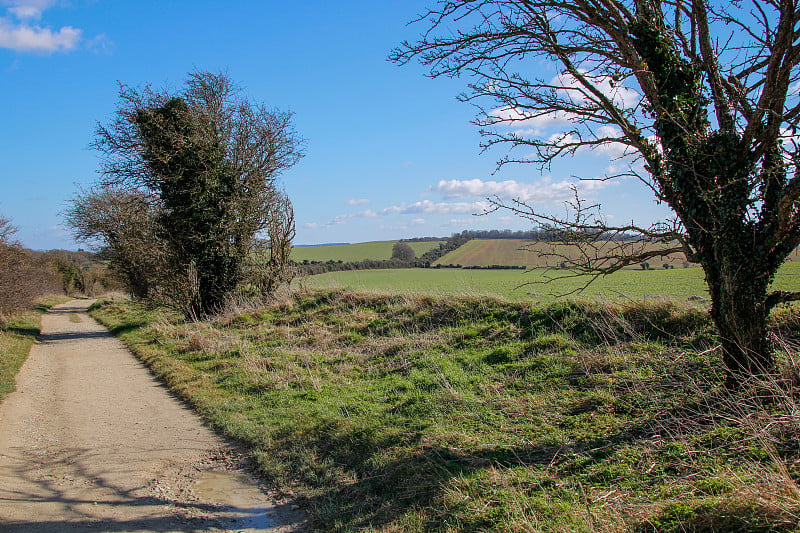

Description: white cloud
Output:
[9,5,41,19]
[585,125,638,160]
[0,1,82,53]
[0,17,80,52]
[382,199,491,216]
[5,0,55,19]
[428,177,609,204]
[332,209,377,224]
[485,71,641,152]
[304,175,614,234]
[346,198,370,206]
[552,70,640,109]
[487,106,576,136]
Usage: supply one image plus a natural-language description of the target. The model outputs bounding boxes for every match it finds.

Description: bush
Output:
[0,217,61,321]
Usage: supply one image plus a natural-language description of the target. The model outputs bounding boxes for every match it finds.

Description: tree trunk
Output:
[705,262,774,385]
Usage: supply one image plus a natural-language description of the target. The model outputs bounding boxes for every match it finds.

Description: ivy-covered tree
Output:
[393,1,800,382]
[90,71,304,315]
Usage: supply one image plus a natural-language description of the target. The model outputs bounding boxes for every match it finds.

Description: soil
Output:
[0,299,308,532]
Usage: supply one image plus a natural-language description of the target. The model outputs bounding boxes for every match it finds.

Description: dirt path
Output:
[0,299,307,532]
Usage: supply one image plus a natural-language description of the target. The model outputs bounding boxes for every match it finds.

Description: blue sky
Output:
[0,0,671,250]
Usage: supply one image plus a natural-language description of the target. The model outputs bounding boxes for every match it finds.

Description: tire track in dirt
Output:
[0,299,307,532]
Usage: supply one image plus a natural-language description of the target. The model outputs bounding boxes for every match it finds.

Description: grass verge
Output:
[0,295,72,403]
[91,291,800,532]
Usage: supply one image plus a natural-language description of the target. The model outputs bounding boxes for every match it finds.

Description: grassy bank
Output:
[91,291,800,532]
[0,296,72,402]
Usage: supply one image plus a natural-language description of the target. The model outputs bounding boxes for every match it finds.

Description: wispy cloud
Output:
[8,5,41,19]
[304,208,378,229]
[5,0,56,19]
[85,32,113,55]
[381,199,491,216]
[346,198,370,206]
[428,177,608,204]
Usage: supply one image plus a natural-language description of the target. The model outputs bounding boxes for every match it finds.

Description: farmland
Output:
[292,237,800,269]
[304,261,800,303]
[291,240,444,263]
[434,238,800,268]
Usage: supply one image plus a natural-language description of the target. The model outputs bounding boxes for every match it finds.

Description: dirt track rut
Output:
[0,299,306,532]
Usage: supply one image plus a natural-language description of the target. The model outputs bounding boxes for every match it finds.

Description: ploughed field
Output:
[434,238,800,269]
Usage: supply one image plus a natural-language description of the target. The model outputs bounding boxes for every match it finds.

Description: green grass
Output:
[292,241,444,263]
[0,295,72,403]
[304,262,800,303]
[91,290,800,532]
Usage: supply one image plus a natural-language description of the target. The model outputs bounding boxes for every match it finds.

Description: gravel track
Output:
[0,299,306,532]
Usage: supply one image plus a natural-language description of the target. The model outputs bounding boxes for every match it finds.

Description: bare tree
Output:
[0,215,16,245]
[260,189,297,295]
[393,1,800,382]
[65,187,166,300]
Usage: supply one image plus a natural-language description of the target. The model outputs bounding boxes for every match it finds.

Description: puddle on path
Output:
[194,470,280,530]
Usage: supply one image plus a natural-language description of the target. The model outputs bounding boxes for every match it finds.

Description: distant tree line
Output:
[0,214,118,322]
[296,232,476,275]
[442,264,527,270]
[407,228,649,244]
[295,258,419,276]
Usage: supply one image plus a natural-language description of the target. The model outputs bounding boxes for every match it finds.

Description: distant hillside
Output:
[435,239,800,269]
[291,240,444,263]
[432,239,693,268]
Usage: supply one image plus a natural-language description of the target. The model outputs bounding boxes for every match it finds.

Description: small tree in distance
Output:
[393,1,800,383]
[392,242,416,262]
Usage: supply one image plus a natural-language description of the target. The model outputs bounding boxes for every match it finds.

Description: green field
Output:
[291,240,444,263]
[305,262,800,303]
